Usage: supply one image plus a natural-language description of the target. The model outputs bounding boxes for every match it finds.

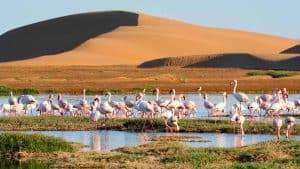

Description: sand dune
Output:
[138,53,300,70]
[0,11,299,66]
[0,11,138,62]
[281,44,300,54]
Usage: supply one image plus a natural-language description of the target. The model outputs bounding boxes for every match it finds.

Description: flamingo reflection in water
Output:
[90,131,101,152]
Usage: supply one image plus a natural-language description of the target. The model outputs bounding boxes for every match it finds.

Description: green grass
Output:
[0,85,39,96]
[0,117,299,134]
[173,74,187,83]
[85,88,123,95]
[0,159,53,169]
[46,88,59,94]
[247,70,298,78]
[0,133,74,153]
[132,85,157,93]
[113,139,300,169]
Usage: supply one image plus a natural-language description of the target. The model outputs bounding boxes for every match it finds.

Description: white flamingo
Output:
[0,103,11,115]
[8,91,17,106]
[180,94,197,118]
[135,93,155,131]
[295,99,300,111]
[230,104,245,136]
[18,95,38,115]
[161,109,180,132]
[203,93,215,116]
[98,96,115,118]
[166,89,182,118]
[7,91,21,116]
[105,92,127,117]
[57,93,68,115]
[272,115,283,139]
[268,102,284,117]
[247,96,260,118]
[231,80,249,109]
[37,100,52,116]
[46,95,59,115]
[153,88,171,111]
[123,96,135,117]
[74,89,90,116]
[282,92,296,113]
[90,100,101,129]
[284,116,296,139]
[212,92,227,115]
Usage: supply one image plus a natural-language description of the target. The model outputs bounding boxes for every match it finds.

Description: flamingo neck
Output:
[204,95,208,101]
[108,94,111,102]
[83,90,86,101]
[156,91,159,101]
[233,82,237,94]
[223,95,227,104]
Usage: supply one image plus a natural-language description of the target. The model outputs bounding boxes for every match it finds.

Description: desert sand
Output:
[0,11,299,66]
[0,65,299,93]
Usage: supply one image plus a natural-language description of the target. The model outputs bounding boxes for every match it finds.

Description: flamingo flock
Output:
[0,80,299,137]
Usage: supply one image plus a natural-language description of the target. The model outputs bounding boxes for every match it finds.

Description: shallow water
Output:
[1,94,299,117]
[5,130,300,152]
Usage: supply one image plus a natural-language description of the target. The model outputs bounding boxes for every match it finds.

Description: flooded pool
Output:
[0,94,299,118]
[5,130,300,152]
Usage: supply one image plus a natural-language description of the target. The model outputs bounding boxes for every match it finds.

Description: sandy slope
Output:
[1,12,299,66]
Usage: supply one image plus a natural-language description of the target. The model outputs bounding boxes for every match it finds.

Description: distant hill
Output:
[281,44,300,54]
[138,53,300,70]
[0,10,299,67]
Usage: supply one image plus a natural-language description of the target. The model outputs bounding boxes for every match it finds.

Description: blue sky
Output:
[0,0,299,39]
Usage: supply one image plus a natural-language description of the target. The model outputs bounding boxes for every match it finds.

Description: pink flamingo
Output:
[231,80,249,109]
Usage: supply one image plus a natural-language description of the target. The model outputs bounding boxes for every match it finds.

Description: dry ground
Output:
[0,65,300,94]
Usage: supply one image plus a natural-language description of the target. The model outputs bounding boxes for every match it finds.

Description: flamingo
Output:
[18,95,39,115]
[0,103,11,115]
[37,100,52,116]
[295,100,300,111]
[47,95,60,115]
[135,93,155,131]
[230,105,245,136]
[8,91,17,106]
[212,92,227,115]
[89,100,101,129]
[74,89,90,116]
[282,92,296,113]
[247,96,260,118]
[98,96,115,121]
[231,80,249,109]
[7,91,21,116]
[267,101,284,117]
[272,115,283,139]
[105,92,128,117]
[203,93,215,117]
[153,88,170,111]
[161,108,180,132]
[166,89,181,118]
[123,96,135,117]
[284,116,296,139]
[57,93,69,115]
[180,94,197,118]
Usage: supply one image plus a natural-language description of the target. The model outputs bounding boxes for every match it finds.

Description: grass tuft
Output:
[247,70,298,78]
[0,133,74,153]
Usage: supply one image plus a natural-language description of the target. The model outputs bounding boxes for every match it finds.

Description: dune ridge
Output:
[0,11,299,67]
[0,11,138,62]
[139,53,300,70]
[281,44,300,54]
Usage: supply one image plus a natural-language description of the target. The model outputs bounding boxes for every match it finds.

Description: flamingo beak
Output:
[152,90,156,95]
[183,95,186,100]
[169,90,172,94]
